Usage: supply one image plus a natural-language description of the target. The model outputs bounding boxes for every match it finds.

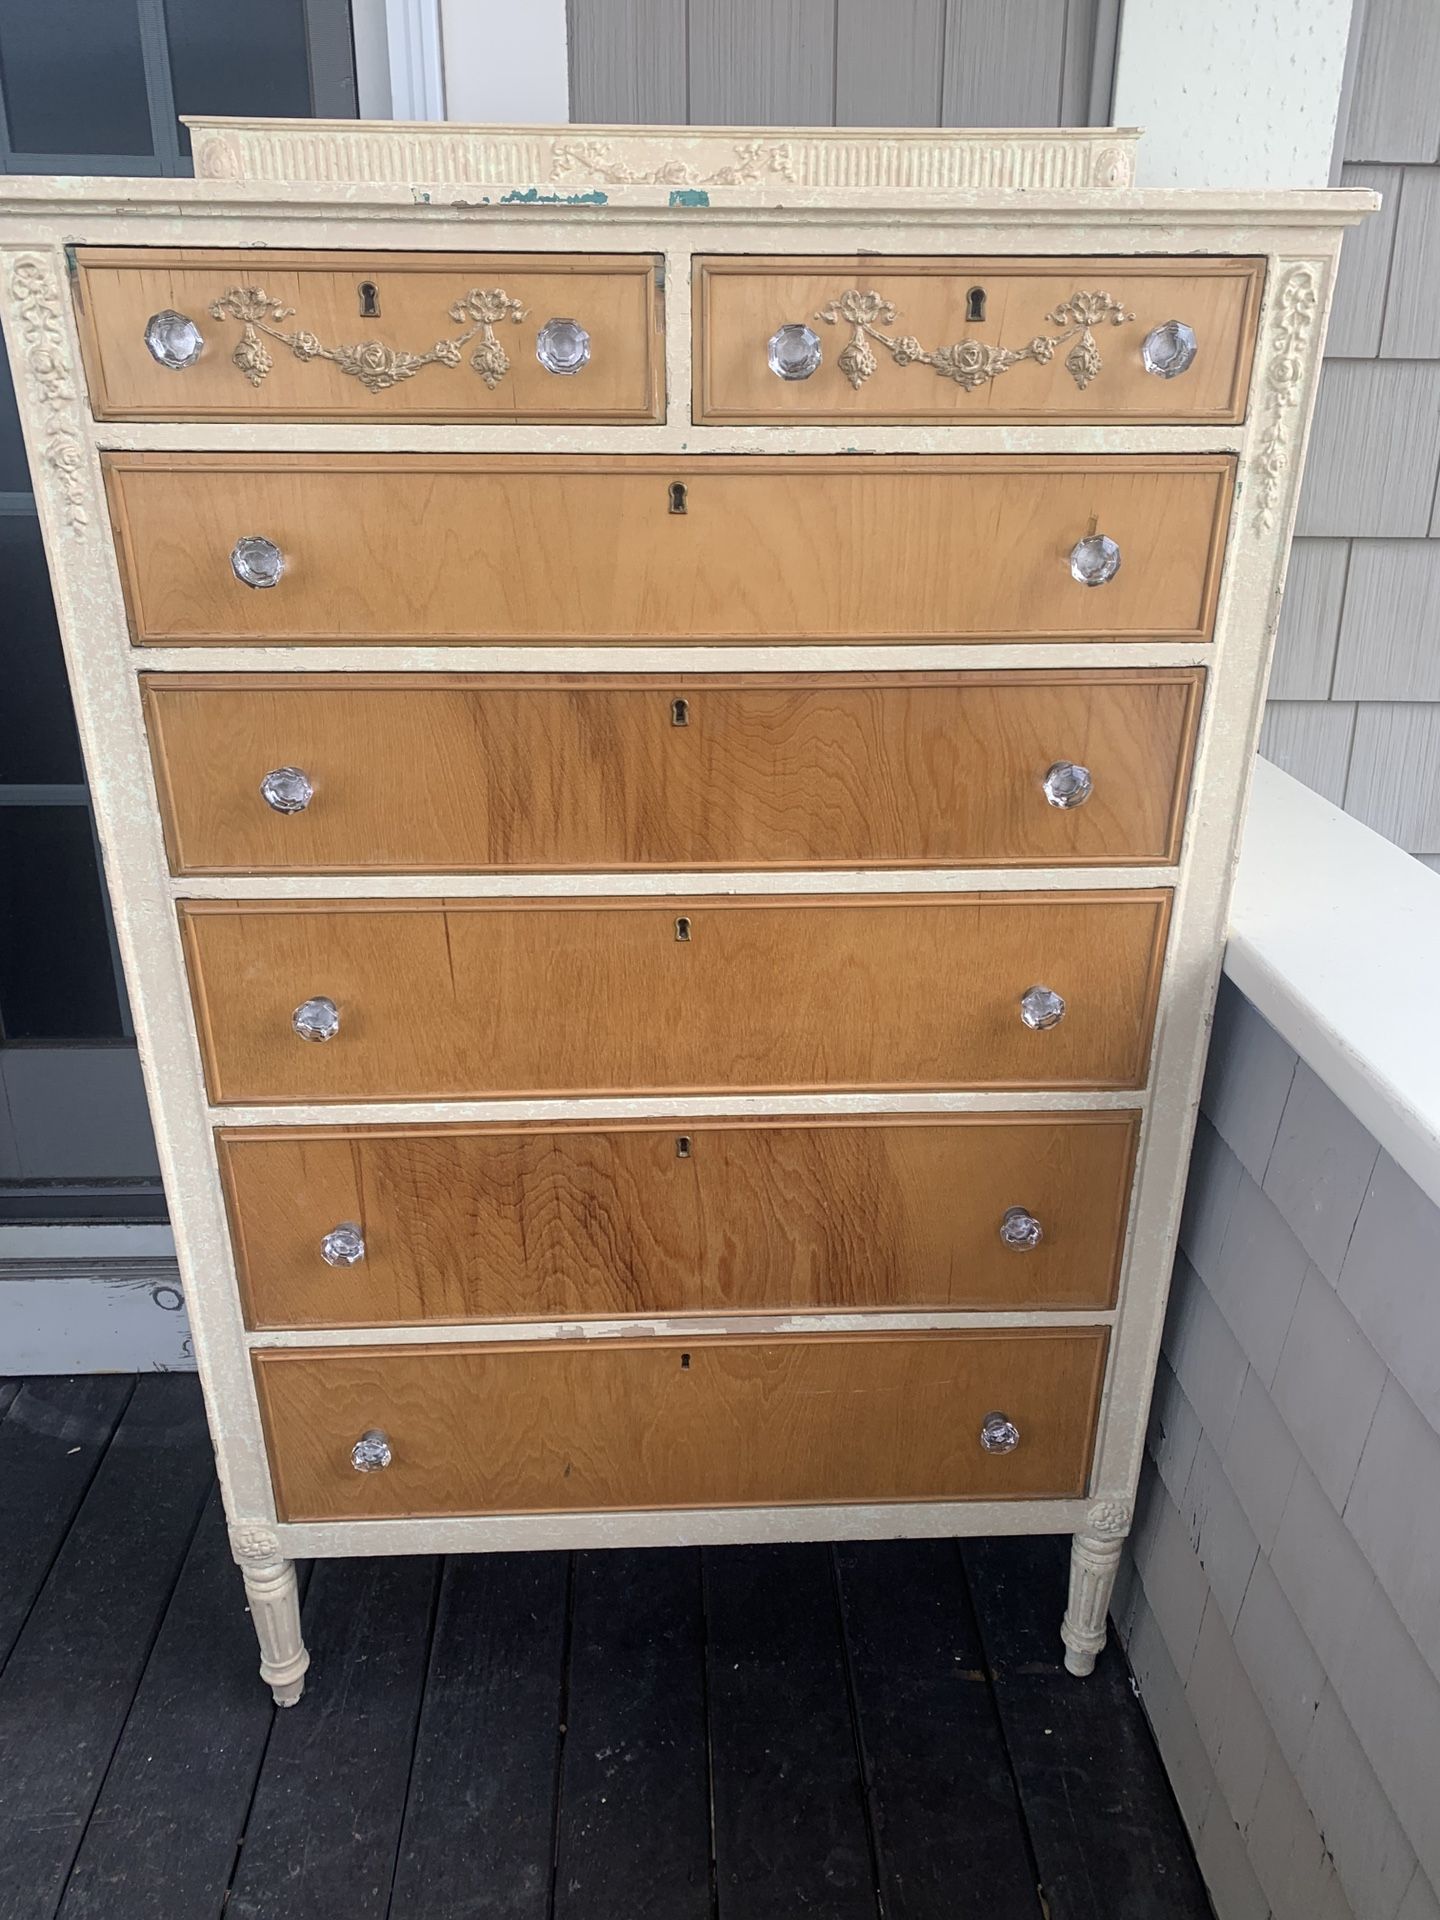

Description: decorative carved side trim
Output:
[229,1521,283,1565]
[816,287,1135,393]
[1252,262,1321,534]
[6,253,88,537]
[207,284,529,393]
[551,135,798,188]
[1085,1499,1133,1538]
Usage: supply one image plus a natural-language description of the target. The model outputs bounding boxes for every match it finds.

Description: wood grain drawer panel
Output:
[105,454,1234,646]
[145,670,1204,875]
[695,255,1265,424]
[220,1112,1140,1328]
[253,1329,1110,1519]
[179,891,1170,1103]
[74,249,663,422]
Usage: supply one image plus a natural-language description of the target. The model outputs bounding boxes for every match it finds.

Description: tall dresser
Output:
[0,122,1370,1702]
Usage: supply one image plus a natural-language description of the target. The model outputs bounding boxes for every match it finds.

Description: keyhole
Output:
[676,1135,692,1158]
[680,1352,691,1369]
[358,281,380,318]
[675,916,691,942]
[672,697,689,726]
[966,286,986,323]
[669,481,688,514]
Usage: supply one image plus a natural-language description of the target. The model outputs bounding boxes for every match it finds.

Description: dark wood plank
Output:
[389,1552,568,1920]
[555,1548,711,1920]
[835,1541,1041,1920]
[0,1375,213,1920]
[0,1381,22,1420]
[0,1375,136,1669]
[57,1490,295,1920]
[963,1536,1212,1920]
[223,1552,437,1920]
[706,1543,876,1920]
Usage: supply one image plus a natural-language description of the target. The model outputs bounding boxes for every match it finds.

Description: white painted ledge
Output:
[1226,757,1440,1209]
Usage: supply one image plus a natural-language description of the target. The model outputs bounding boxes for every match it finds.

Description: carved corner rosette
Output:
[228,1521,283,1566]
[814,286,1134,394]
[1084,1500,1133,1540]
[6,252,89,537]
[207,283,529,394]
[1252,262,1321,535]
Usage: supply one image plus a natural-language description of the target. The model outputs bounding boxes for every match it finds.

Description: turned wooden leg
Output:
[1061,1501,1131,1677]
[230,1524,310,1706]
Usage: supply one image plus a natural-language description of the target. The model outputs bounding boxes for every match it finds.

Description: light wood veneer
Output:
[219,1111,1141,1327]
[253,1327,1110,1519]
[105,453,1234,645]
[144,669,1203,875]
[179,891,1171,1103]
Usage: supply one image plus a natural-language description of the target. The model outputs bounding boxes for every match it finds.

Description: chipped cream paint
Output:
[0,123,1372,1700]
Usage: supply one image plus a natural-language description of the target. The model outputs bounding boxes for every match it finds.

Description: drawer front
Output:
[696,255,1264,425]
[106,454,1233,646]
[254,1329,1109,1519]
[221,1113,1140,1328]
[180,891,1170,1103]
[146,670,1203,875]
[75,249,662,422]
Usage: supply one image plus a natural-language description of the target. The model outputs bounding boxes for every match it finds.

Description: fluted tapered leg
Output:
[1061,1527,1125,1676]
[231,1525,309,1705]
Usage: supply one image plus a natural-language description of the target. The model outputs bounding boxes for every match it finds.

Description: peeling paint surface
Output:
[499,187,608,207]
[669,188,710,208]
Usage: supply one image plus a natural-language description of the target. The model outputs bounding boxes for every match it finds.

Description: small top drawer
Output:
[695,255,1264,424]
[73,249,663,422]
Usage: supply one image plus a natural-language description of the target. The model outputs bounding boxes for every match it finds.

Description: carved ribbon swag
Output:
[207,285,529,392]
[815,288,1135,392]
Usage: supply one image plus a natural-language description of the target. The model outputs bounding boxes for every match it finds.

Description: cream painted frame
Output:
[0,130,1373,1703]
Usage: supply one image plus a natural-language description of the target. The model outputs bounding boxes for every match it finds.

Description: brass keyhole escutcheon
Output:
[965,285,987,323]
[676,1135,692,1158]
[675,916,691,942]
[672,697,689,726]
[358,280,381,318]
[669,481,688,514]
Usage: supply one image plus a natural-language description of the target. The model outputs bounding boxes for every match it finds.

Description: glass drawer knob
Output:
[144,309,204,370]
[231,536,284,590]
[536,317,591,375]
[1142,319,1198,379]
[320,1222,365,1266]
[351,1428,392,1473]
[1070,533,1121,587]
[260,766,313,814]
[1020,984,1066,1031]
[980,1412,1021,1454]
[1000,1206,1044,1251]
[768,323,822,381]
[1043,761,1094,809]
[292,995,340,1043]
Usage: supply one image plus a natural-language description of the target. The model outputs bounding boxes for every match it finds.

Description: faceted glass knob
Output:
[980,1412,1021,1454]
[292,995,340,1043]
[767,322,822,381]
[144,309,204,370]
[351,1428,393,1472]
[536,317,591,375]
[231,536,284,590]
[1020,984,1066,1031]
[1070,534,1121,587]
[1043,761,1094,810]
[1000,1206,1044,1251]
[320,1222,365,1267]
[260,766,313,814]
[1142,319,1198,379]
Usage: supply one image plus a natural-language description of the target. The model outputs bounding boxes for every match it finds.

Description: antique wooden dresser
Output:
[0,120,1370,1702]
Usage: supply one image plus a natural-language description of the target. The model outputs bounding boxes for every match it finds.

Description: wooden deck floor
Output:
[0,1374,1211,1920]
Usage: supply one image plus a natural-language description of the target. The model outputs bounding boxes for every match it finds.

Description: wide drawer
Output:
[74,249,663,422]
[179,891,1170,1103]
[145,670,1203,875]
[220,1112,1140,1328]
[696,255,1264,424]
[105,454,1234,646]
[253,1329,1109,1519]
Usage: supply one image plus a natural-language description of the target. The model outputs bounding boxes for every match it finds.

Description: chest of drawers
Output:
[0,120,1370,1705]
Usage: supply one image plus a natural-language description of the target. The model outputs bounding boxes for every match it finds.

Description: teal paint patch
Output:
[668,188,711,208]
[499,187,609,206]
